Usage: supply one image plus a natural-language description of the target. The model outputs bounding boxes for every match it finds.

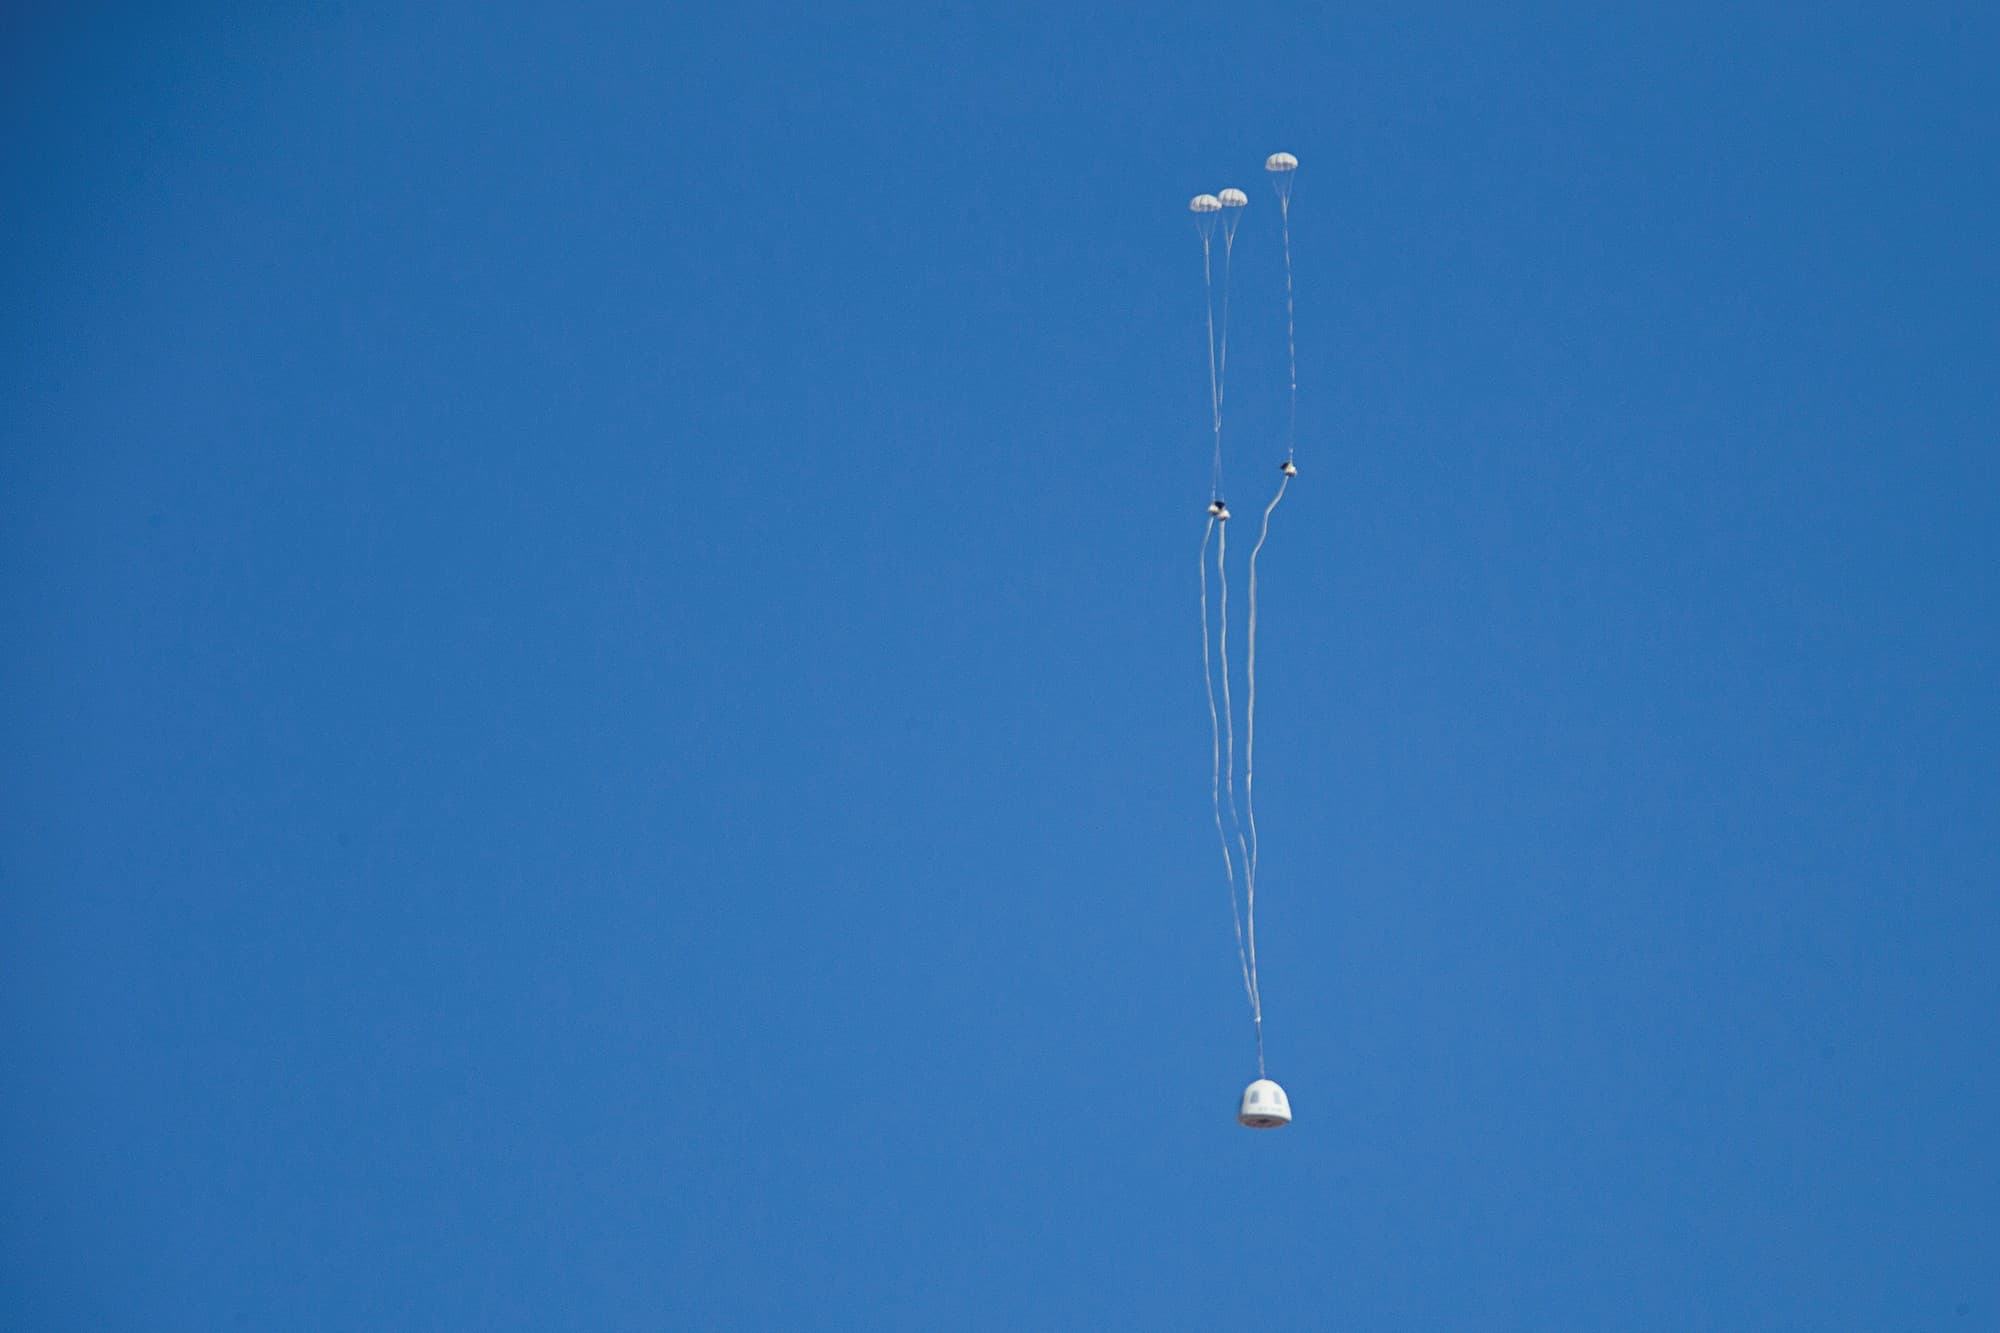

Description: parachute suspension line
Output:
[1254,1000,1266,1079]
[1267,153,1300,463]
[1245,474,1289,892]
[1279,198,1298,462]
[1215,192,1246,424]
[1202,233,1222,499]
[1192,196,1224,500]
[1244,478,1287,887]
[1243,471,1289,1079]
[1217,226,1234,427]
[1217,517,1257,1025]
[1201,518,1254,1012]
[1214,190,1250,494]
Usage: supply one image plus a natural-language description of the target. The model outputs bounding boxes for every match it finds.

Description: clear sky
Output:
[5,2,1998,1329]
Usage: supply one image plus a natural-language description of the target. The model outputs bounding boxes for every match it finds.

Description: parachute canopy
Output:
[1189,194,1222,213]
[1265,152,1298,172]
[1218,188,1249,208]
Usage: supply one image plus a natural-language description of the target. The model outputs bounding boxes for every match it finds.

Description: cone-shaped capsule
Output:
[1238,1078,1292,1128]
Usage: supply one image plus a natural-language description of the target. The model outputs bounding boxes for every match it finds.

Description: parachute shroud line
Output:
[1267,152,1300,463]
[1201,518,1255,1016]
[1241,470,1288,1077]
[1190,194,1224,499]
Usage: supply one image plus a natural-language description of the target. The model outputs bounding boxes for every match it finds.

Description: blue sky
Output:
[5,2,1997,1328]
